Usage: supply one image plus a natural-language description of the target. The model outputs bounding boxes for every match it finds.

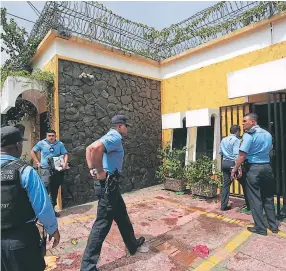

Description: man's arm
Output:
[219,143,223,156]
[31,143,41,168]
[21,166,60,247]
[231,133,252,179]
[86,141,106,179]
[233,139,240,161]
[233,152,247,172]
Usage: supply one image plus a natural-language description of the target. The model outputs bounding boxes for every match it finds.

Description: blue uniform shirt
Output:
[239,125,272,163]
[33,139,68,168]
[98,129,124,173]
[219,134,240,161]
[0,154,58,235]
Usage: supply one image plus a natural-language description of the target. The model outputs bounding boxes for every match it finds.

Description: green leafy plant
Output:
[156,145,186,182]
[185,156,223,188]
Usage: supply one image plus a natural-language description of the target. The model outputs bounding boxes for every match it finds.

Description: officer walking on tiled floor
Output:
[231,113,279,236]
[81,115,145,271]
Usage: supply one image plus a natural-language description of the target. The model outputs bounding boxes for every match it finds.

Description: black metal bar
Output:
[268,93,272,134]
[224,107,228,138]
[220,107,223,140]
[230,106,233,127]
[242,104,246,116]
[236,105,239,125]
[279,93,286,197]
[273,93,281,215]
[251,103,256,113]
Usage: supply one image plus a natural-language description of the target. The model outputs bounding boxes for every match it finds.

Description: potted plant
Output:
[185,156,223,198]
[156,145,186,192]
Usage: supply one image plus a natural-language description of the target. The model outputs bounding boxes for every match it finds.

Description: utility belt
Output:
[94,169,121,196]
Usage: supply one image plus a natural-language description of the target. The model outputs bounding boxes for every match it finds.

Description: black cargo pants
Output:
[221,160,250,209]
[40,168,64,207]
[1,223,45,271]
[245,163,278,233]
[80,180,138,271]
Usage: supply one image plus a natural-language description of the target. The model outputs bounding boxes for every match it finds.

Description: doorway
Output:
[196,116,215,160]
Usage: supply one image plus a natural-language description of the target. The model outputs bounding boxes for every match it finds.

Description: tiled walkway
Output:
[45,185,286,271]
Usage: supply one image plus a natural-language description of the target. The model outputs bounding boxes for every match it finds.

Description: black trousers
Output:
[246,163,278,232]
[221,160,250,209]
[81,181,138,271]
[1,223,46,271]
[40,168,64,207]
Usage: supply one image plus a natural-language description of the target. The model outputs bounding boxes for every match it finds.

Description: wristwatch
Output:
[90,168,97,174]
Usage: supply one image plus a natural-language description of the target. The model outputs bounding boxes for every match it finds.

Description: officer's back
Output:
[1,126,60,271]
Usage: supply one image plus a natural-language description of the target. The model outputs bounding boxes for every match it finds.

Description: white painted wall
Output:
[32,41,56,71]
[273,19,286,44]
[228,58,286,99]
[162,112,186,129]
[1,77,47,114]
[161,20,286,79]
[185,108,219,127]
[31,17,286,82]
[32,38,161,80]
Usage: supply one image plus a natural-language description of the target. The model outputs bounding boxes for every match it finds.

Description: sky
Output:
[1,1,218,65]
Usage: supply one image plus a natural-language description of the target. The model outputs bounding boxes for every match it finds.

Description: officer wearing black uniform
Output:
[231,113,279,235]
[81,115,145,271]
[1,126,60,271]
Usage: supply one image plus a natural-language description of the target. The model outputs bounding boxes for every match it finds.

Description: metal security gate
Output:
[220,95,286,216]
[219,103,252,197]
[266,92,286,216]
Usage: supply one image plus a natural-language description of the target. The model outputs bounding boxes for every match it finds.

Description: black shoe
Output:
[137,237,145,247]
[269,227,279,233]
[130,237,145,255]
[221,206,231,211]
[247,227,267,236]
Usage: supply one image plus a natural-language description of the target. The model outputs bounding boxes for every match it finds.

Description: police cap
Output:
[111,115,132,127]
[1,126,27,147]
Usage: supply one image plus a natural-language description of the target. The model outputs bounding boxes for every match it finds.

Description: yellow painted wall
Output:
[162,129,172,148]
[41,55,62,210]
[161,41,286,115]
[41,55,59,136]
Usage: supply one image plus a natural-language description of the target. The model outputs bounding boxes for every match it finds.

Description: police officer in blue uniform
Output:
[231,113,279,235]
[1,126,60,271]
[219,125,250,211]
[31,129,68,216]
[81,115,145,271]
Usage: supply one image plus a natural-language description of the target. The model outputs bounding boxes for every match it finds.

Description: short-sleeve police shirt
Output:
[33,140,68,168]
[239,125,272,164]
[99,129,124,174]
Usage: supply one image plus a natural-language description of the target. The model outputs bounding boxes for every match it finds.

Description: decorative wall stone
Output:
[58,59,161,207]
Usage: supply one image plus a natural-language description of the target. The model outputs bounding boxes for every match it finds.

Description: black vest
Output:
[1,160,35,231]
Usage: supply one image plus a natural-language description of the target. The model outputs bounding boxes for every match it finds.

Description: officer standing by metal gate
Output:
[1,126,60,271]
[219,125,250,211]
[31,129,68,217]
[231,113,279,235]
[81,115,145,271]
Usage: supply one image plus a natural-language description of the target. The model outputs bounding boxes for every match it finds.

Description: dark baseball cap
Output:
[111,115,132,126]
[1,126,27,147]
